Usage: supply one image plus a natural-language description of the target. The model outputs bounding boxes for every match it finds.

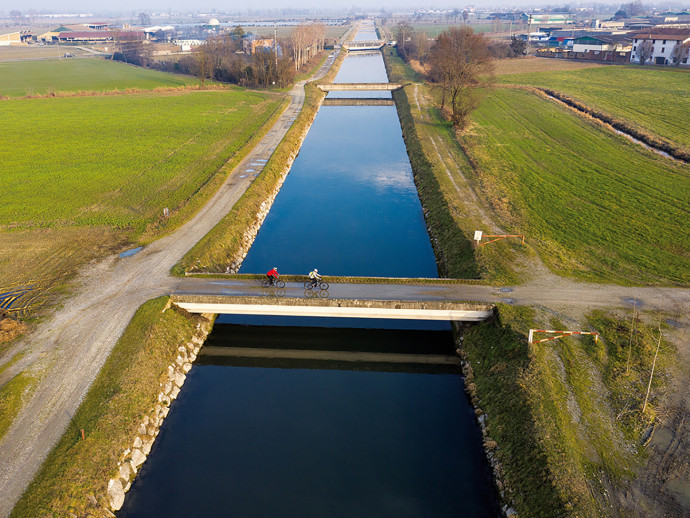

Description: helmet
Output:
[314,268,318,273]
[273,267,278,270]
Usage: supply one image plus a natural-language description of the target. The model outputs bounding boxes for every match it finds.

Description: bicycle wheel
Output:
[275,279,285,289]
[318,281,329,290]
[304,281,315,290]
[261,279,271,288]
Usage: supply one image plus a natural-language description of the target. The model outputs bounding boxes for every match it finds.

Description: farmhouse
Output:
[36,24,143,44]
[0,30,21,46]
[572,34,631,53]
[630,27,690,65]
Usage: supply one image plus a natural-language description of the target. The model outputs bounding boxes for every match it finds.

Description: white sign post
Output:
[474,230,483,242]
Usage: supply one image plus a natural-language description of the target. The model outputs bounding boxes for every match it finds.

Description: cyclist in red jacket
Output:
[266,267,279,286]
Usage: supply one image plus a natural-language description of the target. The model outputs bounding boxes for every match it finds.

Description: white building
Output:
[630,28,690,65]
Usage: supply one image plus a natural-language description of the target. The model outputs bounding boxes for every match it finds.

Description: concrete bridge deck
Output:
[317,83,403,92]
[172,276,689,317]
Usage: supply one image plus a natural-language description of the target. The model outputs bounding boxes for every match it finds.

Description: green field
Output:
[460,88,689,285]
[1,90,281,229]
[0,58,199,97]
[497,65,690,152]
[411,22,512,37]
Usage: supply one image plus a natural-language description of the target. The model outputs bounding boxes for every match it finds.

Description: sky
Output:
[2,0,631,15]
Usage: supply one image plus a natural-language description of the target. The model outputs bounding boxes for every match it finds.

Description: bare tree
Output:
[395,22,414,57]
[671,40,690,66]
[428,27,493,130]
[10,10,23,25]
[138,12,151,26]
[638,39,653,65]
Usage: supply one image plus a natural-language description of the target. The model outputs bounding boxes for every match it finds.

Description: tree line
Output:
[112,22,329,88]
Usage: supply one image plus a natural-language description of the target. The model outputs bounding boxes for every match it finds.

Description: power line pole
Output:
[274,23,278,69]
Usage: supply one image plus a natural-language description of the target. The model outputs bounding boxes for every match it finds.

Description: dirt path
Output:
[0,54,337,517]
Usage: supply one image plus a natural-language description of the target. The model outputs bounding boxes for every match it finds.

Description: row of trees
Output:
[289,22,327,71]
[112,22,330,88]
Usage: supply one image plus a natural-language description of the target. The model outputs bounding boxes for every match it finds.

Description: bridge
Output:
[343,41,385,51]
[322,98,395,106]
[316,83,403,92]
[171,277,495,322]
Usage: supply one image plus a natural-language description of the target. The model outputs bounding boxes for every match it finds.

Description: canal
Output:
[119,22,498,517]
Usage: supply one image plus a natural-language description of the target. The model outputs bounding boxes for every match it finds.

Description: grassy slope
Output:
[463,305,675,516]
[10,298,208,517]
[385,50,523,283]
[460,88,689,285]
[497,65,690,152]
[0,58,199,97]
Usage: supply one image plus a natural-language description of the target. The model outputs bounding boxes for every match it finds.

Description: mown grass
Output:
[1,89,281,230]
[10,298,208,517]
[0,87,286,321]
[174,49,348,275]
[459,87,689,285]
[0,58,199,97]
[497,65,690,152]
[462,304,675,516]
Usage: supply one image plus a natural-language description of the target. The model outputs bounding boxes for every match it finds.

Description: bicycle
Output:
[262,277,285,289]
[303,279,329,290]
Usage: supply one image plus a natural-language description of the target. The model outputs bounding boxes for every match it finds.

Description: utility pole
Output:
[526,14,532,55]
[274,23,278,70]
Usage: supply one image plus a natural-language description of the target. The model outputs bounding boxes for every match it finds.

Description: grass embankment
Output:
[0,88,286,319]
[462,305,676,516]
[10,297,209,517]
[497,64,690,156]
[0,372,36,441]
[173,49,348,275]
[0,58,199,97]
[459,87,689,285]
[385,50,522,282]
[386,52,690,286]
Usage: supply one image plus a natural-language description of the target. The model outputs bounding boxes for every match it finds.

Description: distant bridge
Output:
[322,98,395,106]
[343,41,385,51]
[317,83,403,92]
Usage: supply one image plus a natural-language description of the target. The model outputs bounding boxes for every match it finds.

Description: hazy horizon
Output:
[2,0,654,17]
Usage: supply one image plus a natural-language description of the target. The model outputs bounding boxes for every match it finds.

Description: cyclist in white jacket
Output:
[308,268,322,286]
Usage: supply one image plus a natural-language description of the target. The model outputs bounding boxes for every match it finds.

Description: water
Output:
[119,325,498,517]
[119,23,498,517]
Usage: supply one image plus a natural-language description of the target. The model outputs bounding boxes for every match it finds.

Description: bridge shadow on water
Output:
[199,322,461,375]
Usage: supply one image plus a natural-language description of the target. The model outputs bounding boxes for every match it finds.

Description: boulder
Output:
[174,371,186,388]
[133,436,143,449]
[118,462,132,482]
[107,479,125,511]
[142,437,154,455]
[170,386,180,400]
[182,362,192,373]
[131,448,146,468]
